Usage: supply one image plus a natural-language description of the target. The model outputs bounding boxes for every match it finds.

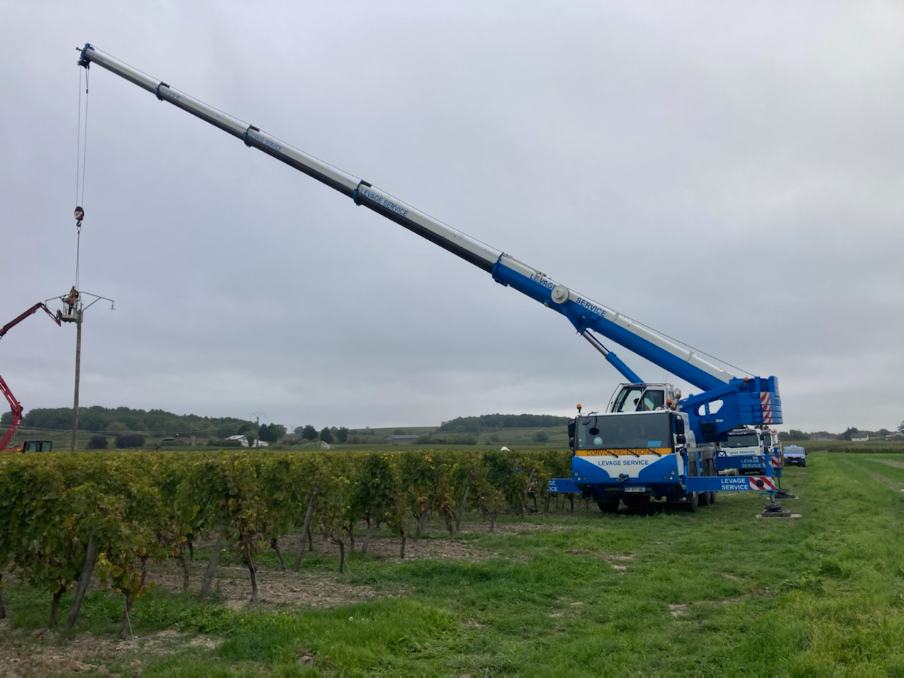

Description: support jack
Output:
[759,499,793,519]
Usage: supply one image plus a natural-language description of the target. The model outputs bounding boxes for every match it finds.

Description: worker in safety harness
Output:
[62,287,79,321]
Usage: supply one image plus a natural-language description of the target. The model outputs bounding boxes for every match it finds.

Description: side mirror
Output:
[567,421,576,451]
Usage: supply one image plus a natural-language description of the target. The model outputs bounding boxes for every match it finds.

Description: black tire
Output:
[684,492,699,512]
[699,459,716,507]
[596,497,620,514]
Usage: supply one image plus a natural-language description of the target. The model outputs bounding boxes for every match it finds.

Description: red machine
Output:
[0,302,64,451]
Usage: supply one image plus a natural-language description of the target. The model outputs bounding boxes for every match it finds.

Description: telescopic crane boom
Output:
[76,43,781,441]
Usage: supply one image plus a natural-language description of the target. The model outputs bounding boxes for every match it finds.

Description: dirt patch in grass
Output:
[667,588,772,622]
[717,587,771,604]
[565,548,634,572]
[546,598,586,620]
[148,561,386,608]
[309,534,491,563]
[461,520,571,535]
[871,459,904,471]
[668,603,689,618]
[0,623,219,677]
[375,537,488,561]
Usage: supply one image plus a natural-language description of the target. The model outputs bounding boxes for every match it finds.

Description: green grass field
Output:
[1,452,902,675]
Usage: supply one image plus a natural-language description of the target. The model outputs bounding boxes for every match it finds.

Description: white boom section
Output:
[77,44,738,386]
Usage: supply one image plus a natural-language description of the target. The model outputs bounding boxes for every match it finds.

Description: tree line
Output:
[781,424,904,441]
[292,425,350,444]
[439,413,568,433]
[5,406,256,438]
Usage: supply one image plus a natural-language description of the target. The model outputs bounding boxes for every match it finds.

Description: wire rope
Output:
[73,67,90,290]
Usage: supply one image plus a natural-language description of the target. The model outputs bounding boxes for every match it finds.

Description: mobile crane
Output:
[0,302,64,451]
[76,44,788,512]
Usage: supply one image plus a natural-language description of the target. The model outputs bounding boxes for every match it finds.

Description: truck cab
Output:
[715,427,766,474]
[567,408,713,511]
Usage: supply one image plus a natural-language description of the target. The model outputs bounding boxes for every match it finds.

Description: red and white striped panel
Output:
[771,454,783,468]
[748,476,777,491]
[759,392,774,424]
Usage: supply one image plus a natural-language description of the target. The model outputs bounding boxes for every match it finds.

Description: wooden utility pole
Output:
[67,293,114,452]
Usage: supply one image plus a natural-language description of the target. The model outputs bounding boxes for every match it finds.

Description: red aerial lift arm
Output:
[0,375,23,451]
[0,302,61,339]
[0,302,63,451]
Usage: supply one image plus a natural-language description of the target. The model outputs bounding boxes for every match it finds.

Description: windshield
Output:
[640,390,664,411]
[576,413,673,450]
[725,433,760,448]
[611,387,644,413]
[611,387,667,413]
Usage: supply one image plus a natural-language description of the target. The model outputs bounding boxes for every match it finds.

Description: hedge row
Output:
[0,448,569,634]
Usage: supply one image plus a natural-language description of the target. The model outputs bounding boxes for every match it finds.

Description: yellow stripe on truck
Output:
[575,448,672,458]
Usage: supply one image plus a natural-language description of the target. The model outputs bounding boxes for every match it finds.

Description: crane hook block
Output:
[74,205,84,226]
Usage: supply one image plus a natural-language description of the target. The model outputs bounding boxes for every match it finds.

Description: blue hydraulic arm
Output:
[76,43,781,436]
[577,328,643,384]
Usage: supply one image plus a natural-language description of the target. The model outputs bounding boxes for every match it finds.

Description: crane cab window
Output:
[640,390,664,411]
[612,386,644,413]
[611,386,667,412]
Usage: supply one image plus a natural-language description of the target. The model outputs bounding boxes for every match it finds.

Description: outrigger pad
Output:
[759,501,792,518]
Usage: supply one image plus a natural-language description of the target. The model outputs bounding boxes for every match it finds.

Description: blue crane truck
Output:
[76,44,788,514]
[715,427,769,475]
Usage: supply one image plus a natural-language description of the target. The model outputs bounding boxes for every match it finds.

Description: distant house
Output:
[385,434,419,444]
[851,435,870,442]
[225,435,269,448]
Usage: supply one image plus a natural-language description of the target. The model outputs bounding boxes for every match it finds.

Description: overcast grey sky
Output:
[2,1,902,432]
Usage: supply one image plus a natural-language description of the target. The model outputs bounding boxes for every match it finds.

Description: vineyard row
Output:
[0,448,570,634]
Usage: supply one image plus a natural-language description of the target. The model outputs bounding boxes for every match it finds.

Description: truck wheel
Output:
[684,492,699,512]
[596,497,620,514]
[698,459,715,506]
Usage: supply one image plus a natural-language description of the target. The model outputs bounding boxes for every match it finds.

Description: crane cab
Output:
[607,383,682,414]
